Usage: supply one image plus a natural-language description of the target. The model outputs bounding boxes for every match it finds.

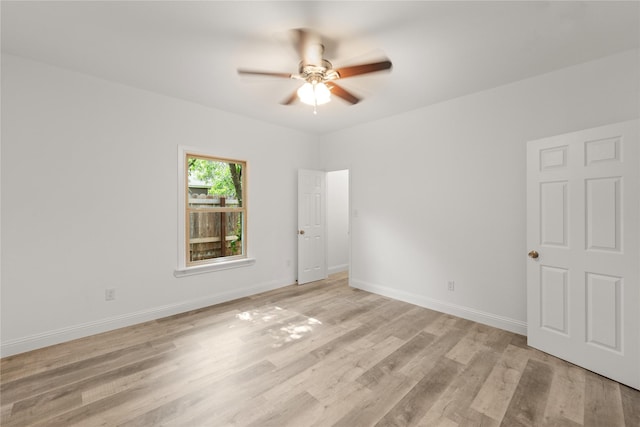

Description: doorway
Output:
[297,169,350,285]
[327,169,350,278]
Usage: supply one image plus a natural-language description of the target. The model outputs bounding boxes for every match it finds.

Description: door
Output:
[527,119,639,389]
[298,169,327,285]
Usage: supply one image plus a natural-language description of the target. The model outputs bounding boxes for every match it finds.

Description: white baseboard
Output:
[2,276,526,357]
[0,278,294,358]
[327,264,349,275]
[350,278,527,336]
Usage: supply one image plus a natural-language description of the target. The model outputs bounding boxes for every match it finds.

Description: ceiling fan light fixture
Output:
[237,29,392,109]
[297,81,331,106]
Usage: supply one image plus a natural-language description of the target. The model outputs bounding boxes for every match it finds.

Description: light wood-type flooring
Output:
[1,272,639,426]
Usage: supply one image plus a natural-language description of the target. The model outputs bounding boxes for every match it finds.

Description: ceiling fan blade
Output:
[327,83,360,105]
[237,69,293,79]
[335,60,392,79]
[280,90,299,105]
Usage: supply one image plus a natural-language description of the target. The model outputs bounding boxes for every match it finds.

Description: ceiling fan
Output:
[237,29,392,114]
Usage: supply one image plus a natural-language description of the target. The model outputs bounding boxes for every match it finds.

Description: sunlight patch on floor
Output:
[234,306,324,347]
[271,317,323,347]
[236,306,285,323]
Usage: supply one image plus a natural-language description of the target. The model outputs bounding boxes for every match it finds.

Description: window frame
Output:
[175,146,254,277]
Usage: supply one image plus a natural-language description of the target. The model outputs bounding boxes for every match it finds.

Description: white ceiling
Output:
[2,1,639,135]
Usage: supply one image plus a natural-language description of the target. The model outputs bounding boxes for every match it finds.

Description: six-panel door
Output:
[527,120,639,389]
[298,169,327,285]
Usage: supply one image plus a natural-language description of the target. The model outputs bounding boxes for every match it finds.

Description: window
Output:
[176,147,253,276]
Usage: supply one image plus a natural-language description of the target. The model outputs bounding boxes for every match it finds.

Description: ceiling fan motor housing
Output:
[298,59,338,83]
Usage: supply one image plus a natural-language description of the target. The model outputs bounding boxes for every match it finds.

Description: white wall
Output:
[327,170,349,274]
[321,50,640,334]
[3,49,638,356]
[0,54,320,356]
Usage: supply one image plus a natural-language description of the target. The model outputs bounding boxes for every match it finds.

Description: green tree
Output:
[188,158,242,204]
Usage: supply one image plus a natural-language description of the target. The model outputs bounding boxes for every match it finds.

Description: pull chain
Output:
[313,83,318,115]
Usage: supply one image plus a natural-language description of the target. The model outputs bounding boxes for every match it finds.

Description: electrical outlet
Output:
[447,281,455,292]
[105,288,116,301]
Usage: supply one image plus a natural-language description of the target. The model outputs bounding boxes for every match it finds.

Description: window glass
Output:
[186,155,246,265]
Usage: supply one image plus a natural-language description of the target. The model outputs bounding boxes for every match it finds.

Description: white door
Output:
[527,119,639,389]
[298,169,327,285]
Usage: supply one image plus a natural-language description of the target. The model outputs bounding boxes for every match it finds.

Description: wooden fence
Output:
[189,197,241,261]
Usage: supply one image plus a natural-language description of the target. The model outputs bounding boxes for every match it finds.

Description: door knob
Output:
[299,230,305,235]
[528,250,539,259]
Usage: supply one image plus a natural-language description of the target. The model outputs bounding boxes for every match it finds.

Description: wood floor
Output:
[1,273,638,426]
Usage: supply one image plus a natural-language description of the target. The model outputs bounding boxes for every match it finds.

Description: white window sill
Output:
[174,257,256,278]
